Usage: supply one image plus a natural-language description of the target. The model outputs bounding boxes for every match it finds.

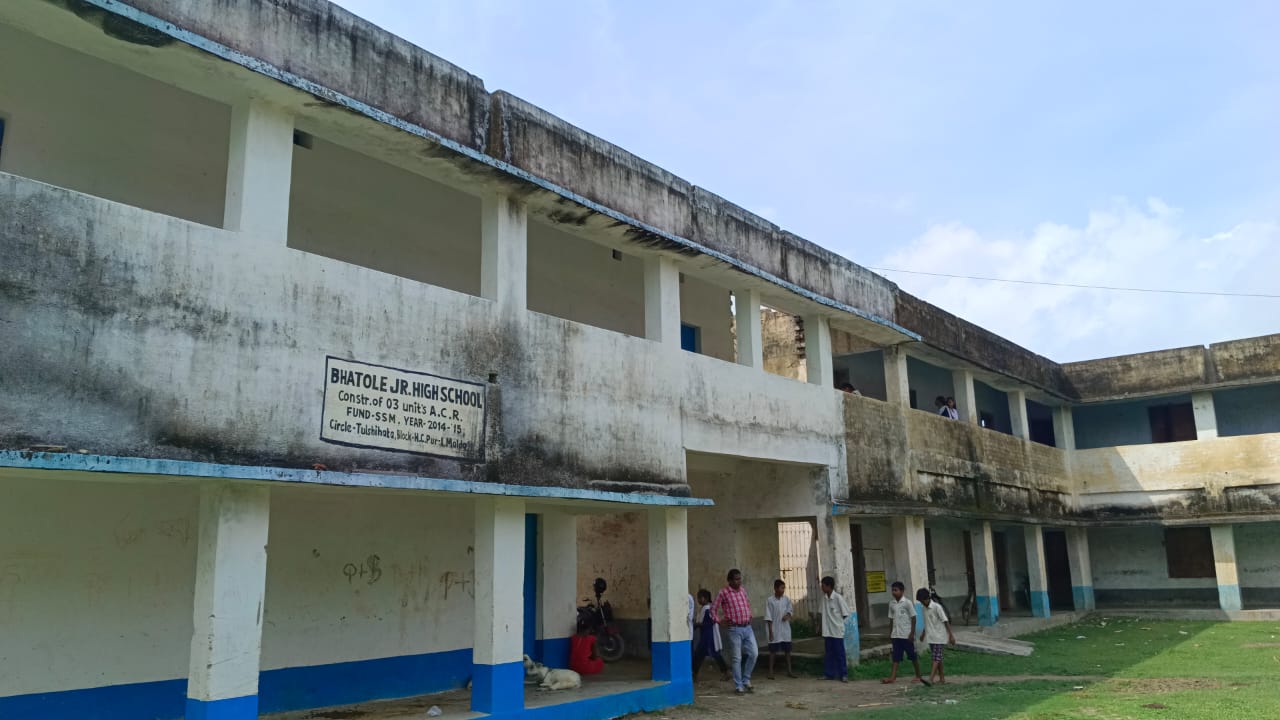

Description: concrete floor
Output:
[264,660,659,720]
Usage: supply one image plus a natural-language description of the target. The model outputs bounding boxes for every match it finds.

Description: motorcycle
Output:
[577,577,626,662]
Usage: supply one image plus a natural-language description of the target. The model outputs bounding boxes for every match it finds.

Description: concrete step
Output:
[953,631,1034,657]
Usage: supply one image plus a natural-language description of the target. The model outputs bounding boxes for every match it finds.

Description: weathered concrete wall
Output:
[1236,522,1280,606]
[895,293,1072,398]
[761,308,804,381]
[489,91,900,323]
[0,174,687,492]
[576,512,650,622]
[0,476,198,699]
[120,0,492,150]
[1072,394,1193,450]
[0,23,228,226]
[1074,435,1280,522]
[1064,346,1207,402]
[261,487,475,671]
[1215,383,1280,437]
[288,135,482,297]
[1065,335,1280,402]
[1211,335,1280,385]
[1089,526,1218,607]
[527,220,645,338]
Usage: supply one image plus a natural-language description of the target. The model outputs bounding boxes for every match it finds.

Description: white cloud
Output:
[878,199,1280,362]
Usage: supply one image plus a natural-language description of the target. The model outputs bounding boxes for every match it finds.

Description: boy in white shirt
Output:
[765,579,796,679]
[918,587,956,684]
[882,581,929,685]
[819,576,852,681]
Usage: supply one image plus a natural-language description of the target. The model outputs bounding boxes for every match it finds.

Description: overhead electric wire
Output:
[868,268,1280,299]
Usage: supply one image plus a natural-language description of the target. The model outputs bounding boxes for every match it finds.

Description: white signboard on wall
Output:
[321,356,486,461]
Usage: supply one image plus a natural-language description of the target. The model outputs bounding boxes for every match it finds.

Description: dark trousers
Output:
[692,644,728,676]
[823,636,847,679]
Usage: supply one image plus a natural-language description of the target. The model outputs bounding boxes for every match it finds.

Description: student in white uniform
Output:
[765,579,796,679]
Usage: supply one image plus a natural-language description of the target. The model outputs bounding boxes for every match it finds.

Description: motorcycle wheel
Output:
[597,632,626,663]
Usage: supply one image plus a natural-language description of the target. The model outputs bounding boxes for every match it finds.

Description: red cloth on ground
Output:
[570,634,604,675]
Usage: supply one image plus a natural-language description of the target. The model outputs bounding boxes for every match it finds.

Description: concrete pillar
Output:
[644,256,681,346]
[186,483,270,720]
[648,508,693,695]
[951,369,977,424]
[815,514,859,666]
[734,288,764,369]
[472,498,526,715]
[1052,406,1076,450]
[224,99,293,240]
[481,194,528,316]
[882,345,911,406]
[804,314,834,388]
[1210,524,1242,612]
[537,511,577,669]
[1009,390,1030,439]
[971,522,1000,626]
[1065,527,1095,611]
[1024,526,1050,618]
[891,515,929,632]
[1192,391,1218,440]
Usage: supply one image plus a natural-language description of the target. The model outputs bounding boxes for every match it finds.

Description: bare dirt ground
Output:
[639,674,1105,719]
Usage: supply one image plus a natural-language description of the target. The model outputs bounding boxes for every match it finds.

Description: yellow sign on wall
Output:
[865,571,887,594]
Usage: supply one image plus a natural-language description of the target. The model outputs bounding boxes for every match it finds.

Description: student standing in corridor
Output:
[713,568,757,695]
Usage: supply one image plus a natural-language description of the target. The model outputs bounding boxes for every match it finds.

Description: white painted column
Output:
[481,193,528,316]
[537,511,577,669]
[734,288,764,369]
[971,522,1000,626]
[1023,526,1050,618]
[472,498,526,714]
[891,515,929,632]
[1009,390,1030,439]
[224,99,294,240]
[186,483,270,720]
[1065,527,1095,611]
[951,369,978,424]
[1192,391,1219,440]
[1052,406,1076,450]
[816,513,860,666]
[882,345,911,406]
[644,256,681,346]
[1210,524,1242,612]
[648,507,693,691]
[804,314,834,388]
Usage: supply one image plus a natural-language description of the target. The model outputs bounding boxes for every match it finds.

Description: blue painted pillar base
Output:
[537,636,571,670]
[1218,583,1243,612]
[1030,590,1051,618]
[651,640,692,681]
[843,613,860,668]
[976,595,999,626]
[914,602,925,633]
[1072,585,1096,612]
[185,695,258,720]
[471,661,524,715]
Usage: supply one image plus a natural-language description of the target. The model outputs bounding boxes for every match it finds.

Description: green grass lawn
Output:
[820,617,1280,719]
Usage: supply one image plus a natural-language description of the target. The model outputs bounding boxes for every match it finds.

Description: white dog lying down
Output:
[523,654,582,690]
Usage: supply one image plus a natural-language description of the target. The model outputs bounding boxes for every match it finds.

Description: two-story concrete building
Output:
[1,2,1277,720]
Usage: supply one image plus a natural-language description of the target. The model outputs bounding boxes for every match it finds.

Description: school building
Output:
[0,1,1277,719]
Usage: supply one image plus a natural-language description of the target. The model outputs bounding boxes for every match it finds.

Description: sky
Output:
[334,0,1278,362]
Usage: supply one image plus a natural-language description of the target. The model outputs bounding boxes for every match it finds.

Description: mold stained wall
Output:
[0,23,228,227]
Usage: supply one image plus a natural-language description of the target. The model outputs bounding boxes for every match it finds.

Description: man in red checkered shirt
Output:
[712,568,758,694]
